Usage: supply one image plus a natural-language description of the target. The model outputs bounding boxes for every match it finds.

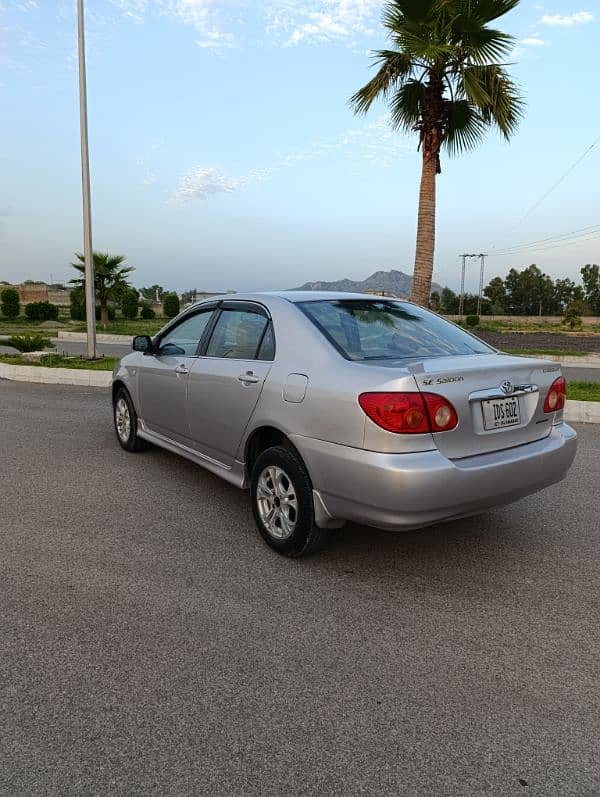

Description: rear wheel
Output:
[251,446,330,557]
[113,388,145,452]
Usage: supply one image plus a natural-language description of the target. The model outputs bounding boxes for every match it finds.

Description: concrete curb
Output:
[0,363,111,388]
[536,354,600,368]
[57,331,132,344]
[564,400,600,424]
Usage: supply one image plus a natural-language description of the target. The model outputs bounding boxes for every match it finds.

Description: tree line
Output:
[432,264,600,316]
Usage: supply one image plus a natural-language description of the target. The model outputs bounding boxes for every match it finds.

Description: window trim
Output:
[199,301,276,361]
[154,303,219,357]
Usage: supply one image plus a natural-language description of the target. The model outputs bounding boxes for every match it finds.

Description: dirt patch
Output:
[473,330,600,354]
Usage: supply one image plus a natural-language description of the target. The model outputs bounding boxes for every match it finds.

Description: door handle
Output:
[174,364,190,375]
[238,371,259,384]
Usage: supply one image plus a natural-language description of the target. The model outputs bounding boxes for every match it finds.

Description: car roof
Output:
[192,290,410,305]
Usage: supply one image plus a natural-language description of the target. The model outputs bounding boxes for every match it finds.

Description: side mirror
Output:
[133,335,153,353]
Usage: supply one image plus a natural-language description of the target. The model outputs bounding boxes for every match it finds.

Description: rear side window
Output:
[297,300,492,361]
[205,309,269,360]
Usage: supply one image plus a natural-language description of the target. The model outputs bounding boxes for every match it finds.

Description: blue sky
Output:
[0,0,598,293]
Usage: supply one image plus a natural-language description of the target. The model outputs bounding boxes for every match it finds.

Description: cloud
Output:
[265,0,383,46]
[541,11,593,26]
[521,36,549,46]
[111,0,385,49]
[173,114,411,204]
[172,166,270,203]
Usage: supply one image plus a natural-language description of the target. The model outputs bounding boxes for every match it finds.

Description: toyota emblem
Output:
[501,380,514,395]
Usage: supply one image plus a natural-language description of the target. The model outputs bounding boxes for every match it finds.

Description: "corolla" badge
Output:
[500,380,514,395]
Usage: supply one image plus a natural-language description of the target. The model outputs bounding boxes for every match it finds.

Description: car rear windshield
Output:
[297,299,492,361]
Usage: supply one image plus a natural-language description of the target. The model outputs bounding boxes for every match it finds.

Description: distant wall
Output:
[18,284,48,303]
[48,289,71,306]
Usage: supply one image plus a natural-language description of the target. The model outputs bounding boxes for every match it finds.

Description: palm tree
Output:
[350,0,524,306]
[70,252,134,325]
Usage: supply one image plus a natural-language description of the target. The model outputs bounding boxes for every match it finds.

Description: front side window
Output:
[158,310,213,356]
[298,300,492,361]
[205,309,269,360]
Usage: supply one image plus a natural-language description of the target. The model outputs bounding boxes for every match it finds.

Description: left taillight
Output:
[358,392,458,434]
[544,376,567,413]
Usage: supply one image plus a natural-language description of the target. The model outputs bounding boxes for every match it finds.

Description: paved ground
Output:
[563,365,600,382]
[1,382,599,796]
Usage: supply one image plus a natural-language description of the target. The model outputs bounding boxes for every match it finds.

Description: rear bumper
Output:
[291,423,578,531]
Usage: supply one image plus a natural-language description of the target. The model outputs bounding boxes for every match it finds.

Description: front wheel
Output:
[113,388,146,452]
[250,446,330,557]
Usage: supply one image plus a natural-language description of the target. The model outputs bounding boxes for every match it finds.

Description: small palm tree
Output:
[350,0,524,306]
[70,252,134,325]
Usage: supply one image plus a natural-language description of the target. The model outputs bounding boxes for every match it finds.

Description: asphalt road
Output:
[563,365,600,382]
[1,382,599,796]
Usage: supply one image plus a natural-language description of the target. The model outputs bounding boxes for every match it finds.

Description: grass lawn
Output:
[0,354,117,371]
[72,319,166,336]
[504,348,586,358]
[475,320,600,334]
[568,382,600,402]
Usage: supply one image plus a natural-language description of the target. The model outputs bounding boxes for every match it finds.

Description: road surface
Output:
[1,382,598,795]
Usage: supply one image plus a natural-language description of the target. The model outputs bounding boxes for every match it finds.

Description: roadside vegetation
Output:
[0,353,117,371]
[568,382,600,402]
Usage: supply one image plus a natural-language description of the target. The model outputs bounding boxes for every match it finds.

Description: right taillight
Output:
[359,392,458,434]
[544,376,567,413]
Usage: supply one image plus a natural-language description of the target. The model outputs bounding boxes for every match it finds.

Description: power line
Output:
[488,131,600,252]
[489,230,600,258]
[490,224,600,256]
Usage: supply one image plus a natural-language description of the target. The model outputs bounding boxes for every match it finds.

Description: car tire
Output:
[113,388,146,452]
[251,445,330,557]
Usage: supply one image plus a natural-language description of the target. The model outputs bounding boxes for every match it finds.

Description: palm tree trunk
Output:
[411,150,437,307]
[100,298,108,326]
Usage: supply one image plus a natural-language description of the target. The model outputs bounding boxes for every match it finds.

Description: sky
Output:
[0,0,599,293]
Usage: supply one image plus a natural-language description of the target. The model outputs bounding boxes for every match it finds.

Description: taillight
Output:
[422,393,459,432]
[544,376,567,413]
[358,392,458,434]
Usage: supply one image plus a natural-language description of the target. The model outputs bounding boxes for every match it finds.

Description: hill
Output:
[291,269,442,298]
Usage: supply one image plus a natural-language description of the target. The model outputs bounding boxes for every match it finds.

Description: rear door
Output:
[186,302,275,466]
[410,353,560,459]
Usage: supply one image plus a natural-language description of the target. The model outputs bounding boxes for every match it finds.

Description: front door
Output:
[137,307,215,445]
[187,304,275,466]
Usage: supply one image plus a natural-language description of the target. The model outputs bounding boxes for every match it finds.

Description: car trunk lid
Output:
[406,353,561,459]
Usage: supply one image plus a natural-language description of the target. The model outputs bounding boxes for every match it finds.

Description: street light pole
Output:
[77,0,96,359]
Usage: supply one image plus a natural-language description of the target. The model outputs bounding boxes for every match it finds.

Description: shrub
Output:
[7,334,54,353]
[466,315,480,328]
[1,287,20,318]
[121,290,139,320]
[70,288,86,321]
[563,304,583,331]
[140,303,155,320]
[163,292,180,319]
[25,301,59,322]
[70,290,116,322]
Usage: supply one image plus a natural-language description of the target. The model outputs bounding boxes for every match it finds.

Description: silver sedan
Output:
[112,292,577,556]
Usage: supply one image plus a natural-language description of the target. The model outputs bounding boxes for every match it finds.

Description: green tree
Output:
[504,265,557,315]
[350,0,523,306]
[140,284,164,302]
[121,289,140,320]
[70,252,134,326]
[1,287,20,318]
[140,302,155,320]
[484,277,507,314]
[163,292,180,318]
[581,264,600,314]
[440,287,459,314]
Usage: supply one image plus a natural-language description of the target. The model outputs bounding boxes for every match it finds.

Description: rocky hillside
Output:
[292,269,442,298]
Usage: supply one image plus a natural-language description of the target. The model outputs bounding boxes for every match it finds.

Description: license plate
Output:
[481,396,521,430]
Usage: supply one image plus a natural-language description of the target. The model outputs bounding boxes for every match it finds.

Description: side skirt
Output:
[137,423,246,489]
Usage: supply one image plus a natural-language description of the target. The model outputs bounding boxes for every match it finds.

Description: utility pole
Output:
[476,253,487,317]
[459,254,478,317]
[77,0,96,359]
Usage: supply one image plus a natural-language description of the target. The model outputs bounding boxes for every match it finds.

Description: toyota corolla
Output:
[112,293,577,556]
